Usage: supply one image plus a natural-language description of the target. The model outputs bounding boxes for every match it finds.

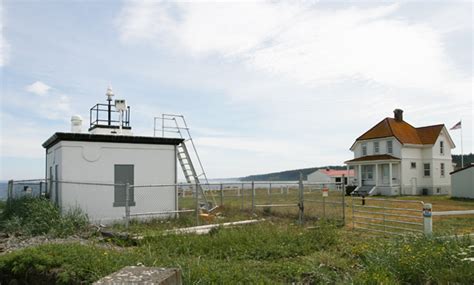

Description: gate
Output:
[351,197,424,236]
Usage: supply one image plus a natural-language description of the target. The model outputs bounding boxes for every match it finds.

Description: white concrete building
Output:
[450,164,474,199]
[43,88,183,223]
[345,109,455,196]
[307,169,355,189]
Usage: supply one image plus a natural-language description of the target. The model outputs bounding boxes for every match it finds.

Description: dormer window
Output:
[374,141,379,154]
[362,143,367,156]
[387,140,393,154]
[440,141,444,155]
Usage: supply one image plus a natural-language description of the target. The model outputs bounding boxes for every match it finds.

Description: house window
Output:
[387,140,393,154]
[440,141,444,155]
[362,143,367,156]
[423,163,431,177]
[410,162,416,169]
[374,141,379,154]
[362,165,374,180]
[440,163,445,177]
[114,164,136,207]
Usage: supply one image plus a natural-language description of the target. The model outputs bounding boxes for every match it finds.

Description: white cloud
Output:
[0,4,9,66]
[116,2,470,97]
[25,81,52,96]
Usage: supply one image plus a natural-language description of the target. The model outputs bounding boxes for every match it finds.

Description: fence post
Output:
[195,181,200,226]
[251,181,255,216]
[298,174,304,225]
[342,175,346,225]
[7,180,13,201]
[423,203,432,236]
[322,184,326,220]
[268,183,272,214]
[241,183,244,210]
[220,183,224,207]
[125,183,130,230]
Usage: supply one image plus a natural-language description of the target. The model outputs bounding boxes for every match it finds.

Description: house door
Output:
[114,164,135,207]
[410,177,417,195]
[382,165,389,185]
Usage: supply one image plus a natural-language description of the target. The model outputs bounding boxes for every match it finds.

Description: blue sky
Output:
[0,1,472,180]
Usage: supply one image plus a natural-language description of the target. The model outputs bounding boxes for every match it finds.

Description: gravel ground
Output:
[0,231,125,254]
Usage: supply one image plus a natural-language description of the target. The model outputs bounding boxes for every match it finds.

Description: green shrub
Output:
[0,243,138,285]
[0,197,88,237]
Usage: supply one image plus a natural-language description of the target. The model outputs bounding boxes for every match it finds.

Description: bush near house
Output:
[0,196,88,237]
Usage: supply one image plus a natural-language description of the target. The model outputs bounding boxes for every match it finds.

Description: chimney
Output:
[393,109,403,122]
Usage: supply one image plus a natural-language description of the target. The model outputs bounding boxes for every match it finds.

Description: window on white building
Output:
[424,163,431,177]
[411,162,416,169]
[362,143,367,156]
[387,140,393,154]
[440,141,444,155]
[440,163,445,177]
[374,141,379,154]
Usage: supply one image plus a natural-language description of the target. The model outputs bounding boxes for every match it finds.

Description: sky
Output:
[0,0,472,180]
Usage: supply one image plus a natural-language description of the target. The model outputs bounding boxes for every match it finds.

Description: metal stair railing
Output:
[154,114,218,212]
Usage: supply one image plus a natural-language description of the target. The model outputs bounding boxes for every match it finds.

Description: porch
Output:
[345,155,401,196]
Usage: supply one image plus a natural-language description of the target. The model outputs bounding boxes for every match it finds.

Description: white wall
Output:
[307,171,331,184]
[46,140,177,224]
[451,168,474,199]
[353,137,401,158]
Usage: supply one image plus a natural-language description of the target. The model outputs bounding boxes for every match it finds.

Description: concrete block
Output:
[94,266,182,285]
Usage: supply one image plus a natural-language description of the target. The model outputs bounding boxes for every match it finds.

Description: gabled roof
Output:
[345,154,400,164]
[354,117,445,146]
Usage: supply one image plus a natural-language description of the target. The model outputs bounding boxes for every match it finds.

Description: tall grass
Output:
[0,196,89,237]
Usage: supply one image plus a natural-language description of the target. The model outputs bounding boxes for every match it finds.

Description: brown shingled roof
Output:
[345,154,400,163]
[355,118,444,145]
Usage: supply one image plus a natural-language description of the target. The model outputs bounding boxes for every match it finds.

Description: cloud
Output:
[0,4,9,66]
[25,81,52,96]
[116,2,469,97]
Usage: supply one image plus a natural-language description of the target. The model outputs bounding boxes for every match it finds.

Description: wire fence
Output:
[4,178,474,237]
[5,178,346,228]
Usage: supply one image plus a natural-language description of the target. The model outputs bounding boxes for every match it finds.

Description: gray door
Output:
[114,164,135,207]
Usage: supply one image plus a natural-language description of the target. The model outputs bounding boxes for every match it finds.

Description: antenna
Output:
[106,85,114,125]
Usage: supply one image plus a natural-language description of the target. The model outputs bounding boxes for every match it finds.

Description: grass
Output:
[0,196,89,237]
[0,194,473,284]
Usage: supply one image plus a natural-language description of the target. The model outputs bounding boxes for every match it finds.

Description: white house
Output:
[345,109,455,196]
[450,164,474,199]
[307,168,355,189]
[42,88,183,223]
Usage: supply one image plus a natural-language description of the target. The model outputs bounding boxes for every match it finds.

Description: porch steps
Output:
[351,185,374,197]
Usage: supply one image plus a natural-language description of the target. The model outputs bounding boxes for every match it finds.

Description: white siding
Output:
[307,171,331,183]
[353,137,401,158]
[46,140,177,224]
[451,167,474,199]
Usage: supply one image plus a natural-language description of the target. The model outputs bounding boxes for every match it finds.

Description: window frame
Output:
[374,141,380,154]
[423,163,431,177]
[362,143,367,156]
[440,141,444,155]
[440,163,445,177]
[410,162,416,169]
[387,140,393,154]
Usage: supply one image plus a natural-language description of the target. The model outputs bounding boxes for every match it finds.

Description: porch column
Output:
[375,163,379,186]
[358,165,362,187]
[389,162,393,187]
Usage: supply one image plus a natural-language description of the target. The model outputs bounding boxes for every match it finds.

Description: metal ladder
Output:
[154,114,217,212]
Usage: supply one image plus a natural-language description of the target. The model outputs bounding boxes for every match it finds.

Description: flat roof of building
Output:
[42,132,184,149]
